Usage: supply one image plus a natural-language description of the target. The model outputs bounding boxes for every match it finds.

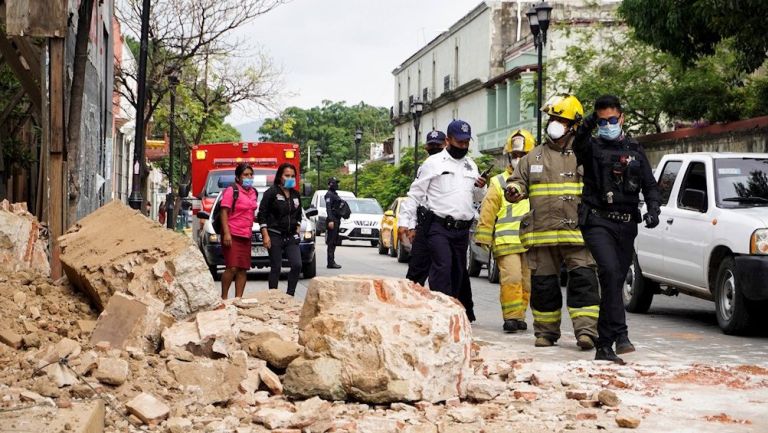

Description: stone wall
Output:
[637,116,768,167]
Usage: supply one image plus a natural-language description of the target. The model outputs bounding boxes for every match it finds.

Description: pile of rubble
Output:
[1,201,765,433]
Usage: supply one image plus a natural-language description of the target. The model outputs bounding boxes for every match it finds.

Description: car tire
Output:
[714,256,752,335]
[397,238,410,263]
[302,255,317,279]
[209,265,220,281]
[487,254,500,284]
[389,232,397,258]
[377,237,388,255]
[467,247,481,277]
[623,252,657,313]
[370,240,379,248]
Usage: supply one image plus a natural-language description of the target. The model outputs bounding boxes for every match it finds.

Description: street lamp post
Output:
[315,149,322,189]
[353,128,362,196]
[166,73,179,229]
[527,1,552,146]
[128,0,152,210]
[411,100,424,179]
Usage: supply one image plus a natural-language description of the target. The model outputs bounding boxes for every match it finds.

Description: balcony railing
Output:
[477,118,536,153]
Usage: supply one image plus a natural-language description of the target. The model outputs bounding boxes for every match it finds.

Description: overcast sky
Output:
[227,0,481,124]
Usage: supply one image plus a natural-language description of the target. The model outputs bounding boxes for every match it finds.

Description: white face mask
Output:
[510,158,520,170]
[546,121,567,140]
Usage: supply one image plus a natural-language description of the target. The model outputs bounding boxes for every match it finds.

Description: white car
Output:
[628,152,768,334]
[308,189,356,235]
[338,198,384,247]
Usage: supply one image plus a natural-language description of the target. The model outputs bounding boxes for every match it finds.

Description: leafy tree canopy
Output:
[620,0,768,73]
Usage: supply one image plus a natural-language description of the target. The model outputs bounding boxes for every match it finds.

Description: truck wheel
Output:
[301,256,317,279]
[715,256,752,335]
[623,253,656,313]
[370,240,379,248]
[377,237,388,255]
[487,255,500,284]
[389,233,397,258]
[209,265,220,281]
[467,247,481,277]
[397,238,410,263]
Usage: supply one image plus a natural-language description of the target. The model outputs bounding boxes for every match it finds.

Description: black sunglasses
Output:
[597,116,620,127]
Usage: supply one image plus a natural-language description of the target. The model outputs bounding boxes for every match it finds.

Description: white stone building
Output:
[391,1,623,164]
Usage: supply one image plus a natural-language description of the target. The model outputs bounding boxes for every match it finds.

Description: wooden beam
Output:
[0,32,42,115]
[11,37,41,82]
[5,0,68,38]
[0,88,26,126]
[48,38,66,280]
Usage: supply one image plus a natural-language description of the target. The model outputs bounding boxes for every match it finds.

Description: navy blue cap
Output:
[425,130,446,145]
[447,120,472,140]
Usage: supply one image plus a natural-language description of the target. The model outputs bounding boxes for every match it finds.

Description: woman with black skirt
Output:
[257,163,304,295]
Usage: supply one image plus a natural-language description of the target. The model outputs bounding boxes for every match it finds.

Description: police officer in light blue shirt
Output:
[400,120,487,302]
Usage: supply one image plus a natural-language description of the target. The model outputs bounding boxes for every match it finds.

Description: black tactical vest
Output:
[591,138,645,208]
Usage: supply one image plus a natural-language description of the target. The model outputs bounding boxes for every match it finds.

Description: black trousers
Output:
[427,223,469,299]
[406,226,431,285]
[581,216,638,347]
[267,233,302,295]
[326,219,339,265]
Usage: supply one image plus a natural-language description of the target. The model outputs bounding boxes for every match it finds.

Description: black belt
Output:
[590,208,633,223]
[432,214,473,230]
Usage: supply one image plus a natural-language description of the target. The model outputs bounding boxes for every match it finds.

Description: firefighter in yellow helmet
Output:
[504,94,600,349]
[475,129,534,333]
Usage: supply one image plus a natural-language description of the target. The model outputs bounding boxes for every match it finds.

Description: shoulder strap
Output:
[231,184,239,212]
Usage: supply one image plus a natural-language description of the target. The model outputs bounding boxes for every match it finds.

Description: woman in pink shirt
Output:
[219,163,258,299]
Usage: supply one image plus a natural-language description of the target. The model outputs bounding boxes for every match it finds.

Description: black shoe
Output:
[595,346,625,365]
[466,309,476,323]
[517,320,528,331]
[327,263,342,269]
[503,319,519,333]
[615,335,636,355]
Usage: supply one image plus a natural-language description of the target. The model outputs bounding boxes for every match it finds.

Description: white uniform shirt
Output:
[400,148,486,230]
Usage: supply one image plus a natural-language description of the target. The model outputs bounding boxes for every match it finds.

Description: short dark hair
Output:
[594,95,623,113]
[235,163,253,180]
[274,162,297,185]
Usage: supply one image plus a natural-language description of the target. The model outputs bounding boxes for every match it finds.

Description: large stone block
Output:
[59,201,219,319]
[162,306,239,358]
[90,292,174,353]
[167,350,248,404]
[0,200,49,274]
[284,276,472,404]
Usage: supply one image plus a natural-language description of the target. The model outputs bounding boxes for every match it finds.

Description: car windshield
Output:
[204,169,275,196]
[715,157,768,208]
[347,199,383,214]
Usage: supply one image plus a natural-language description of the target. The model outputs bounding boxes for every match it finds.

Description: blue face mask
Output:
[241,178,254,188]
[283,178,296,189]
[598,123,622,140]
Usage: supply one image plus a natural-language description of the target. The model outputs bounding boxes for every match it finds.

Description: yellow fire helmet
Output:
[541,94,584,123]
[505,129,535,155]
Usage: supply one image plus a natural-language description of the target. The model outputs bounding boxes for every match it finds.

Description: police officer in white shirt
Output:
[401,120,487,300]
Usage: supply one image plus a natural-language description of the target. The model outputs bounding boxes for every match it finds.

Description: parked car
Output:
[379,197,412,262]
[629,152,768,334]
[337,198,383,246]
[467,219,498,282]
[308,189,356,235]
[197,178,319,280]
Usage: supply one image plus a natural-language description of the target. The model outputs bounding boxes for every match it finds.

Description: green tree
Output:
[620,0,768,73]
[259,101,393,177]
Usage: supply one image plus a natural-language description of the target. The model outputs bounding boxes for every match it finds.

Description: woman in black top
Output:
[257,163,304,295]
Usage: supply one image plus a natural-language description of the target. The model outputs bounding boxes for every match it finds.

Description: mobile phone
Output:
[480,164,495,179]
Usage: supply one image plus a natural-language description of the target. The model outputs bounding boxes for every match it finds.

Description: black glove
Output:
[582,111,598,131]
[642,204,660,229]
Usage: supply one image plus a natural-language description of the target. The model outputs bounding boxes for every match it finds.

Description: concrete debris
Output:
[125,392,170,425]
[0,200,50,274]
[259,365,284,395]
[167,417,193,433]
[286,276,472,403]
[90,292,174,353]
[167,351,248,405]
[0,328,22,349]
[162,305,239,358]
[59,200,220,318]
[465,377,506,402]
[247,333,303,369]
[615,413,641,428]
[93,358,129,386]
[598,389,621,407]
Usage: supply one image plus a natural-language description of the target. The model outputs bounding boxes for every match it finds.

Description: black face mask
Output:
[328,182,338,191]
[426,146,442,156]
[446,145,468,160]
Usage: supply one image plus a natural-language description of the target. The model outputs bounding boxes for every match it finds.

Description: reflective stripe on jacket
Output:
[475,170,529,257]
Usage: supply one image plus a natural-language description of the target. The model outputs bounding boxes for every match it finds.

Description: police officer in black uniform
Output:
[573,95,661,364]
[324,177,343,269]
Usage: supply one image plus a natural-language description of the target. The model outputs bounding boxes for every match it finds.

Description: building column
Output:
[508,79,521,126]
[487,87,497,130]
[496,82,507,129]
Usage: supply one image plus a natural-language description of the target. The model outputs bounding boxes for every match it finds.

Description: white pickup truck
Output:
[626,152,768,335]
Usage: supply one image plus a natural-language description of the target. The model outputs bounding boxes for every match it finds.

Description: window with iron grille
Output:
[443,75,451,93]
[398,100,404,116]
[422,87,429,102]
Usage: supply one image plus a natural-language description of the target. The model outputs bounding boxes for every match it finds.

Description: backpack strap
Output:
[231,184,239,213]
